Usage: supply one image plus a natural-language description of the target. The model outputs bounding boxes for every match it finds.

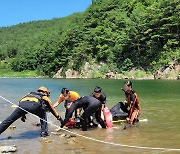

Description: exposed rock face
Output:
[154,70,163,79]
[83,62,90,72]
[53,62,179,79]
[53,68,63,78]
[65,69,80,78]
[81,62,93,78]
[105,72,116,79]
[154,63,180,79]
[177,75,180,80]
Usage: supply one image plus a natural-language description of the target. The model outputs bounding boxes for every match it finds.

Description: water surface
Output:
[0,78,180,153]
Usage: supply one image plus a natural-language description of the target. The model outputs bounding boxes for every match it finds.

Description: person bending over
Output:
[0,86,62,137]
[53,88,81,125]
[61,96,106,131]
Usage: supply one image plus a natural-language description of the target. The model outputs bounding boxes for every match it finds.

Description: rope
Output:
[0,95,180,152]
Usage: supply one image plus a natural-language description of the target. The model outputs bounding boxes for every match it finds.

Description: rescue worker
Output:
[60,96,105,131]
[53,88,81,126]
[0,86,62,137]
[53,88,80,109]
[92,86,106,111]
[110,102,129,121]
[123,81,142,124]
[91,86,106,127]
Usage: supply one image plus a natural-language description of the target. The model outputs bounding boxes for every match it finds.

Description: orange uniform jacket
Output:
[126,91,141,119]
[58,91,80,103]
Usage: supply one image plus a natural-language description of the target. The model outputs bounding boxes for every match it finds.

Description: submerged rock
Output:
[32,122,40,127]
[67,138,76,145]
[7,136,12,139]
[9,126,16,129]
[0,145,17,153]
[44,140,53,143]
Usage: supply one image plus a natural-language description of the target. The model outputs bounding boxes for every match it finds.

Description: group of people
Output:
[0,81,141,137]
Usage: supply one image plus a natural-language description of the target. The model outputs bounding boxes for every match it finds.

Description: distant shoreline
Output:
[0,76,179,80]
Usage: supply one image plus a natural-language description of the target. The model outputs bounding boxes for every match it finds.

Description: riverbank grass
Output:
[0,69,39,77]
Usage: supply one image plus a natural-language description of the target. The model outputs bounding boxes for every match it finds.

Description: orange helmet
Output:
[37,86,50,96]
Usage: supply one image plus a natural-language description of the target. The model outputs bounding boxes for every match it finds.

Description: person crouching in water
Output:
[60,96,106,131]
[0,86,62,137]
[124,81,142,125]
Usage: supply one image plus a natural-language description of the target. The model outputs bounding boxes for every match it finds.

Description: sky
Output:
[0,0,92,27]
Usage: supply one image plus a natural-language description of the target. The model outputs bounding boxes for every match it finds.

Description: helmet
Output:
[37,86,50,96]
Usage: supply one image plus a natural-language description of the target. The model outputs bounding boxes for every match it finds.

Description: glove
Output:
[75,115,81,123]
[57,116,63,124]
[60,121,65,128]
[21,115,26,122]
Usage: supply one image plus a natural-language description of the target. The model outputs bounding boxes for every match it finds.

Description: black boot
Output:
[40,132,49,137]
[80,118,87,131]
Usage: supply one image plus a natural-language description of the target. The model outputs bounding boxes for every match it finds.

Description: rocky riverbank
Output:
[53,62,180,80]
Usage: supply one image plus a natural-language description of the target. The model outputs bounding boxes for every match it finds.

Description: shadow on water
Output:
[0,130,40,141]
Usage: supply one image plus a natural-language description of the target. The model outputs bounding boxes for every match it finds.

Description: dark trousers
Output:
[110,102,129,120]
[92,108,106,128]
[81,103,100,120]
[81,103,105,130]
[0,101,48,135]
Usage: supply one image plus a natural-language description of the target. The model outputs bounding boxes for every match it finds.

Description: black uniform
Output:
[91,93,106,126]
[92,93,106,105]
[61,96,102,131]
[110,102,129,120]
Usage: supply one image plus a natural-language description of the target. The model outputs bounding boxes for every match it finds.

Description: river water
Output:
[0,78,180,153]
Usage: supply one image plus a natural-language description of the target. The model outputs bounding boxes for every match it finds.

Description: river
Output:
[0,78,180,153]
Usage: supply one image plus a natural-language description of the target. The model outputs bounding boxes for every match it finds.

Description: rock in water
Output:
[11,104,18,108]
[0,145,17,153]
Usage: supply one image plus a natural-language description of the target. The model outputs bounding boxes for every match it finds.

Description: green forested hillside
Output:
[0,0,179,77]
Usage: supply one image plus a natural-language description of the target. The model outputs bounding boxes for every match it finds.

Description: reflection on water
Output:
[0,78,180,153]
[105,128,114,141]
